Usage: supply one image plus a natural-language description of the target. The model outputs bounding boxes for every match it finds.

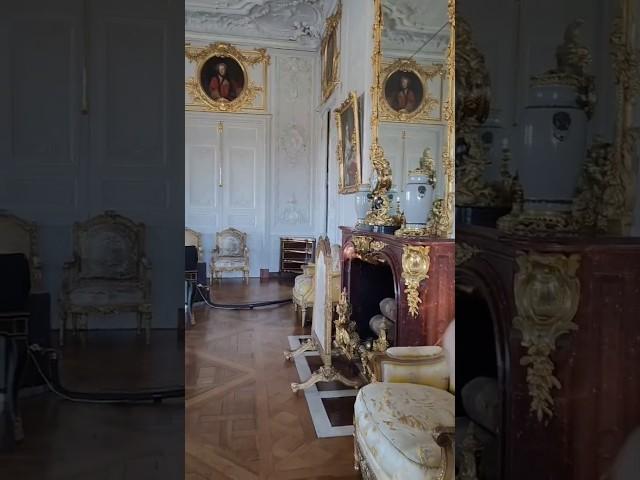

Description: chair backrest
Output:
[311,237,332,356]
[330,243,341,273]
[0,212,40,286]
[185,228,203,262]
[215,228,247,257]
[443,319,455,393]
[73,211,144,280]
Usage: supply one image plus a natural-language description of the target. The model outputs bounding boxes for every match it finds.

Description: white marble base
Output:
[288,335,357,438]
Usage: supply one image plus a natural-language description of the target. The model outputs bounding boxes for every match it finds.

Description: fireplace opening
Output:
[456,286,503,480]
[347,259,396,345]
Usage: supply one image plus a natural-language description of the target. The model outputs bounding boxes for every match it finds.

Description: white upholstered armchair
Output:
[211,228,249,283]
[292,244,341,327]
[354,320,455,480]
[60,211,152,345]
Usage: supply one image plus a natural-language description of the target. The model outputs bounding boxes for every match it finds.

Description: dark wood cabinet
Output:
[340,227,454,347]
[279,237,315,274]
[456,225,640,480]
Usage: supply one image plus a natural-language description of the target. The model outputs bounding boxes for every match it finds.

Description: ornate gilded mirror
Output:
[362,0,454,238]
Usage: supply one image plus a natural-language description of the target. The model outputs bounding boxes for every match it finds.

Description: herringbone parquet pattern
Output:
[186,279,360,480]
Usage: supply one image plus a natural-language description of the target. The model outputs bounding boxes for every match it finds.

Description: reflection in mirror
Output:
[378,0,453,237]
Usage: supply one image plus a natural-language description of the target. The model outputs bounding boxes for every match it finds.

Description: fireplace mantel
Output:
[457,224,640,480]
[340,226,454,346]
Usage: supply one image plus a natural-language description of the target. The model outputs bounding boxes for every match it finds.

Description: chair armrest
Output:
[432,426,455,480]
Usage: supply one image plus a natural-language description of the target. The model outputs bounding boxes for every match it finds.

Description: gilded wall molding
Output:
[401,245,431,317]
[185,42,270,113]
[321,1,341,102]
[513,252,581,423]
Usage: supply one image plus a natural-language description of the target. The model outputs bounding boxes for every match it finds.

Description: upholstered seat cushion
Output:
[355,382,454,480]
[213,256,246,269]
[69,282,145,307]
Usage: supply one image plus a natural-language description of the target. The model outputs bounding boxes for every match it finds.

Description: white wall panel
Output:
[1,0,184,330]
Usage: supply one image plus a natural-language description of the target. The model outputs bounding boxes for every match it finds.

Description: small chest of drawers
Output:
[279,237,316,274]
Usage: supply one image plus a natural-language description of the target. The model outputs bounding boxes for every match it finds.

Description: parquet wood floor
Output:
[0,330,184,480]
[186,278,360,480]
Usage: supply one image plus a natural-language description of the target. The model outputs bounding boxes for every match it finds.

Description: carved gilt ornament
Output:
[185,42,270,113]
[379,58,442,123]
[513,252,581,424]
[401,245,431,317]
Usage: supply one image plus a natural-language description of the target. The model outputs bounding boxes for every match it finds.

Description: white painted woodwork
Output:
[0,0,183,329]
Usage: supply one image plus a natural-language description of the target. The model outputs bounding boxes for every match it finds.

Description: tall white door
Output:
[185,112,268,277]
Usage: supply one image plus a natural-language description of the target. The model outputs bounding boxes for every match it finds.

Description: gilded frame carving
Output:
[185,42,270,113]
[365,0,455,236]
[335,91,362,194]
[379,58,441,123]
[321,1,341,102]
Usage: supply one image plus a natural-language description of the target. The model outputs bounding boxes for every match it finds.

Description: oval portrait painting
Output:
[200,56,246,102]
[383,70,424,114]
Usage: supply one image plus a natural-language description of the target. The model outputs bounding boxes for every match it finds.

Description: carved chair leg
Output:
[78,314,87,346]
[144,314,151,345]
[71,313,78,336]
[244,269,249,284]
[301,307,307,328]
[59,311,67,346]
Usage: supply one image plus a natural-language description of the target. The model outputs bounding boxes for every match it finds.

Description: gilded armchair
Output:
[60,211,152,345]
[0,211,42,290]
[354,320,455,480]
[211,228,249,283]
[292,244,341,327]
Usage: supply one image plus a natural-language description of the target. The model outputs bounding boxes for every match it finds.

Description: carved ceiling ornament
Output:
[185,42,270,113]
[185,0,333,49]
[513,252,581,424]
[401,245,431,317]
[381,0,449,54]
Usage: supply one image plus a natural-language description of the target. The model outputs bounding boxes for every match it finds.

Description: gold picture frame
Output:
[335,91,362,194]
[321,1,341,102]
[379,58,441,123]
[185,42,270,113]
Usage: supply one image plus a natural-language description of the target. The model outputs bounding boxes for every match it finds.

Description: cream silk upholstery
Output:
[355,320,455,480]
[355,383,454,479]
[292,244,341,327]
[211,228,249,283]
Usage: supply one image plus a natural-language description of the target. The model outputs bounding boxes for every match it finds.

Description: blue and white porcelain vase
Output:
[402,148,436,229]
[354,185,372,225]
[518,79,587,212]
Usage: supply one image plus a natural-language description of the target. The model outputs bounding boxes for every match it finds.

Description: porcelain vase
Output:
[402,172,434,228]
[518,82,587,211]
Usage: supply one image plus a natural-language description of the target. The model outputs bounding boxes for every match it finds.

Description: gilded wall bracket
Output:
[513,252,581,423]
